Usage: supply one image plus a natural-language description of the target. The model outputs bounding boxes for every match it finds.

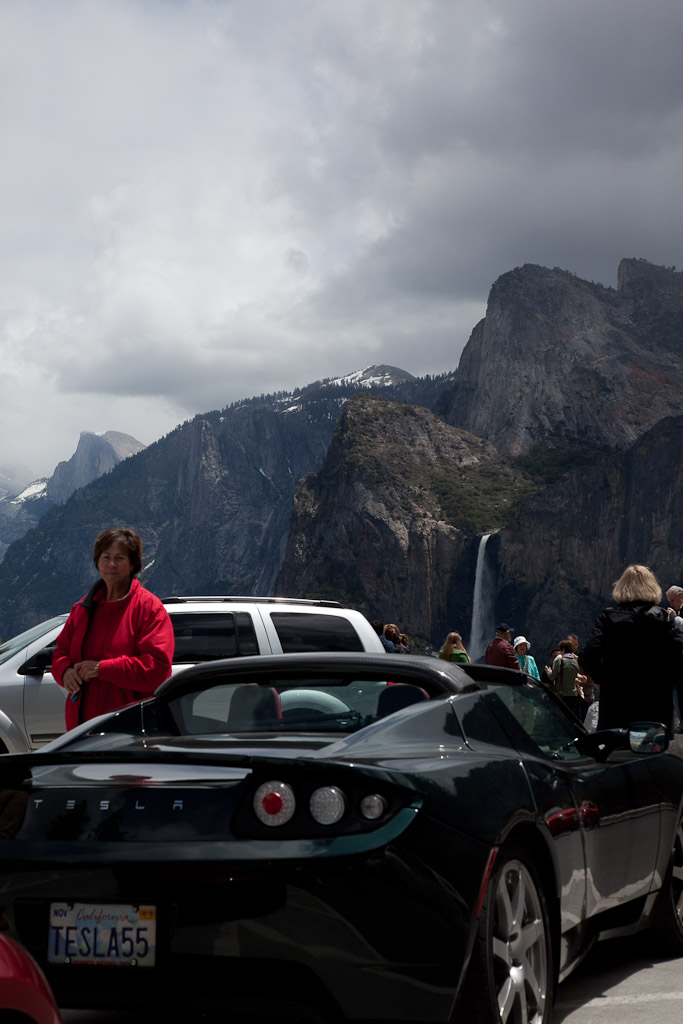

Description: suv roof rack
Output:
[161,596,344,608]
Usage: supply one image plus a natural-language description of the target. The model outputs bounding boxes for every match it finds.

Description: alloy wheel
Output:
[490,858,549,1024]
[670,821,683,931]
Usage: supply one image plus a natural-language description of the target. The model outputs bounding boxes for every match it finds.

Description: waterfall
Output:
[469,533,495,662]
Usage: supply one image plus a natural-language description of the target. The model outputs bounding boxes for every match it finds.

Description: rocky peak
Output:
[323,364,417,389]
[617,257,683,297]
[46,431,146,504]
[616,258,683,359]
[436,260,683,454]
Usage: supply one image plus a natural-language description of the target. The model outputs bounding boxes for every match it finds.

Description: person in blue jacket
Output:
[513,635,541,680]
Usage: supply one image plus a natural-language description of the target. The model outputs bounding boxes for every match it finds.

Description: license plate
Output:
[47,902,156,967]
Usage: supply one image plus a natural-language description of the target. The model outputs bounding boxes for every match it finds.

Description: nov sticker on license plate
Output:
[48,902,156,967]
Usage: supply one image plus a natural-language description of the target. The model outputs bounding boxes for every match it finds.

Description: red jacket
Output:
[52,579,175,730]
[485,636,520,669]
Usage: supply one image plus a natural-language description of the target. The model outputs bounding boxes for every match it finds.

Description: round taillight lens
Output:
[254,781,295,826]
[309,786,346,825]
[360,794,386,820]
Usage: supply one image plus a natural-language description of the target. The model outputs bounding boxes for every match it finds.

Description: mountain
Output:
[0,479,50,564]
[0,367,451,637]
[277,258,683,656]
[1,258,682,661]
[0,431,146,566]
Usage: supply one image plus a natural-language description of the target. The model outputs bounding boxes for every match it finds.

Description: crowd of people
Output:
[431,564,683,737]
[374,563,683,739]
[372,621,411,653]
[481,624,596,722]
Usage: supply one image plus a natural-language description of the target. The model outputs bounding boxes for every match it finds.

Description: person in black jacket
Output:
[581,564,683,733]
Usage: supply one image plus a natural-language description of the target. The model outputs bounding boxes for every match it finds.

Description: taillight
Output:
[253,781,295,826]
[244,778,396,835]
[309,786,346,825]
[360,794,386,820]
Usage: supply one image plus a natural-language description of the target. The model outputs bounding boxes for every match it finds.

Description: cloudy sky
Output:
[1,0,682,480]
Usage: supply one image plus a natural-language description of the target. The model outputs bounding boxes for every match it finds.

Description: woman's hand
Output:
[62,665,84,694]
[74,660,100,681]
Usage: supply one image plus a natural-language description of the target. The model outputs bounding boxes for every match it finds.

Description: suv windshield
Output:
[0,616,67,666]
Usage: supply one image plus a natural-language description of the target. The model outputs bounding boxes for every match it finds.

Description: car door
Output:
[12,623,67,750]
[555,752,662,917]
[19,626,68,749]
[489,681,662,915]
[455,684,588,937]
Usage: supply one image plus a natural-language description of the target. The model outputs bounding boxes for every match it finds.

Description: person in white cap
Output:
[512,636,540,680]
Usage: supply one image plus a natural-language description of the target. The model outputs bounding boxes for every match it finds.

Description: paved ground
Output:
[555,935,683,1024]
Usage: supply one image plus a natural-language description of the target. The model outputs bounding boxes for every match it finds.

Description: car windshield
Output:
[166,677,434,735]
[0,616,66,666]
[484,679,585,760]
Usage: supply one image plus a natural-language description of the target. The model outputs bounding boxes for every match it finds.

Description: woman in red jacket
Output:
[52,526,175,730]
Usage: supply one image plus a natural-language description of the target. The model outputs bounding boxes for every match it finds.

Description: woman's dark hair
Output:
[93,527,143,575]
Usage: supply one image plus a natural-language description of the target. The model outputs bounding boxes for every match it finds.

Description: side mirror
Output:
[18,645,56,676]
[575,727,627,760]
[628,722,669,755]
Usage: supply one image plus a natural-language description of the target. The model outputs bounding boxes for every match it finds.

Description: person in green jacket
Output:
[439,632,470,664]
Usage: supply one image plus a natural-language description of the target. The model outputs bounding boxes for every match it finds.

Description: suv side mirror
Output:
[18,644,56,676]
[575,727,626,760]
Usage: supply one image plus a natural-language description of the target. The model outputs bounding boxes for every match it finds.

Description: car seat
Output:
[377,683,429,718]
[227,684,282,729]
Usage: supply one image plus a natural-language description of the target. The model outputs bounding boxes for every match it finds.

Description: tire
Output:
[459,845,553,1024]
[653,816,683,955]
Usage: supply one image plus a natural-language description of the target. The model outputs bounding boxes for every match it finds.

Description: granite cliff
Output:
[489,413,683,654]
[275,394,531,645]
[47,431,146,504]
[436,260,683,454]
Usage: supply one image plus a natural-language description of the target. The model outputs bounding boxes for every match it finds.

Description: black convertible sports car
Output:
[0,652,681,1024]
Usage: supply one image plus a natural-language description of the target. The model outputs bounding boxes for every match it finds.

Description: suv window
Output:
[270,612,364,653]
[171,612,259,662]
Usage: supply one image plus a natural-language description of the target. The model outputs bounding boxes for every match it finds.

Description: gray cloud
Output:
[1,0,681,475]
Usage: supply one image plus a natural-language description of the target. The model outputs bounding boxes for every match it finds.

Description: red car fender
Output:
[0,933,62,1024]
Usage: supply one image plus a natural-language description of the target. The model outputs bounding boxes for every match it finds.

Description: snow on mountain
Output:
[10,481,48,504]
[321,365,416,389]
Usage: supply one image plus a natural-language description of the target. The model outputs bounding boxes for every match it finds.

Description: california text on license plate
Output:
[47,902,156,967]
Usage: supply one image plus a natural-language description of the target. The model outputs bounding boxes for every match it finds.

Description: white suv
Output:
[0,597,385,753]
